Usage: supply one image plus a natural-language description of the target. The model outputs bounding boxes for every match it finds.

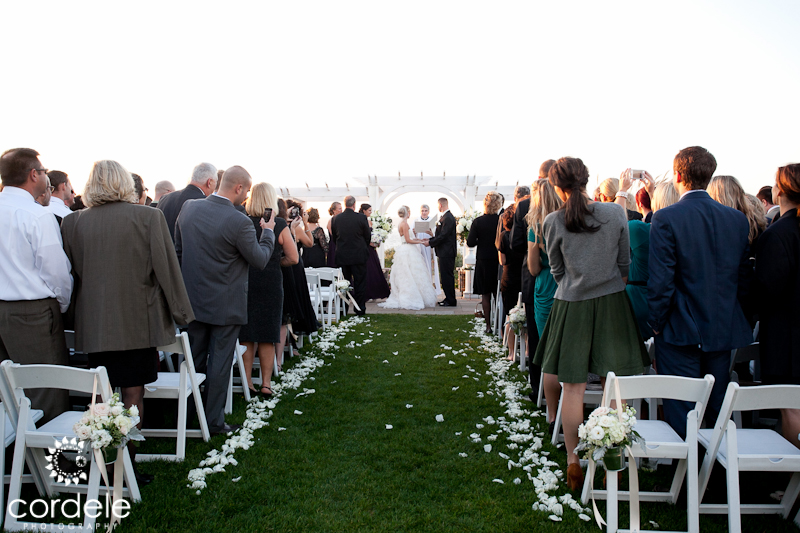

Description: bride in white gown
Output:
[378,206,438,310]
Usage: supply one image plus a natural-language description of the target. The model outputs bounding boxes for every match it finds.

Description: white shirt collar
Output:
[1,186,36,202]
[679,189,706,200]
[211,192,232,204]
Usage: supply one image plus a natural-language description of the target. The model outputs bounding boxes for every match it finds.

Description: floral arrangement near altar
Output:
[369,211,393,246]
[73,393,143,450]
[575,405,642,462]
[508,304,526,334]
[456,209,478,245]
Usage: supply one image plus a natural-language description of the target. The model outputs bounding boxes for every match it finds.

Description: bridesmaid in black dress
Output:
[239,183,298,396]
[360,203,390,301]
[303,207,328,268]
[326,201,342,267]
[467,191,502,331]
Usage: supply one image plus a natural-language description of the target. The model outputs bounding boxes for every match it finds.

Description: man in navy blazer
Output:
[648,146,752,437]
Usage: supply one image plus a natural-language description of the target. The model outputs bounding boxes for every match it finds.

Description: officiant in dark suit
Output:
[332,195,371,315]
[426,197,457,306]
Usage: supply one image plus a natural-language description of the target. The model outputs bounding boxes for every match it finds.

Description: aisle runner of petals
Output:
[465,318,593,522]
[187,317,367,493]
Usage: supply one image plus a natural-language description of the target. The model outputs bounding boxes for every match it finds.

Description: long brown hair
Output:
[525,180,563,241]
[548,157,598,233]
[776,164,800,230]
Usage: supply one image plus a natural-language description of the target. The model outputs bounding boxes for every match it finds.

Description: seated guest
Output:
[649,147,752,438]
[239,183,298,397]
[755,163,800,448]
[467,191,503,332]
[303,208,328,268]
[61,159,194,483]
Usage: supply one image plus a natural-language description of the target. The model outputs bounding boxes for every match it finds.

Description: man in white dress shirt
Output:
[0,148,73,421]
[416,204,440,294]
[47,170,74,220]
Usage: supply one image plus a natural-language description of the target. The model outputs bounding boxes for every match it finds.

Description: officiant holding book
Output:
[415,204,440,295]
[425,198,457,306]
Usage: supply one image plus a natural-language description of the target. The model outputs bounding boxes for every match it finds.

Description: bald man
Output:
[175,166,276,434]
[150,180,175,208]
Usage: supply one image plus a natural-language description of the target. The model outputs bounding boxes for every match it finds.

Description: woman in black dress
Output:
[303,207,328,268]
[497,205,524,355]
[756,163,800,447]
[326,201,342,267]
[239,183,298,396]
[359,203,391,300]
[467,191,502,332]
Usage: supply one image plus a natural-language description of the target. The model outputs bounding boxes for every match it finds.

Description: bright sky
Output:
[2,1,798,204]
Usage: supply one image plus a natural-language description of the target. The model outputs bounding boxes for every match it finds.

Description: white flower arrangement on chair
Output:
[73,393,143,451]
[575,405,642,466]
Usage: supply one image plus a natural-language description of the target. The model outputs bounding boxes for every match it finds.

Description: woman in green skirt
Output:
[533,157,649,490]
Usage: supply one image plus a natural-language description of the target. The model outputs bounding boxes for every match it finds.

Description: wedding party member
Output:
[359,203,390,301]
[708,175,767,255]
[158,162,218,240]
[511,159,556,400]
[239,184,297,397]
[0,147,72,423]
[47,170,74,220]
[326,201,343,267]
[302,207,328,268]
[755,164,800,447]
[426,197,457,307]
[378,206,437,310]
[416,204,439,293]
[534,157,649,490]
[284,199,320,337]
[175,166,275,434]
[525,180,562,426]
[332,196,371,315]
[467,191,502,331]
[649,146,752,439]
[61,160,193,483]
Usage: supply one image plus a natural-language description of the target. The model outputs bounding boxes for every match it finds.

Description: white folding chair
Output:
[0,361,140,532]
[226,341,251,414]
[582,372,715,533]
[0,401,45,529]
[139,332,210,462]
[551,381,605,446]
[698,383,800,533]
[727,342,761,428]
[491,279,503,336]
[312,267,343,325]
[305,271,325,328]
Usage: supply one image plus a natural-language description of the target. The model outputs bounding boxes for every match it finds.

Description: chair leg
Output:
[669,458,688,504]
[725,421,741,533]
[782,473,800,519]
[5,407,28,530]
[607,465,619,533]
[236,347,250,402]
[177,374,188,461]
[551,388,565,446]
[536,372,545,408]
[190,374,210,442]
[687,414,700,533]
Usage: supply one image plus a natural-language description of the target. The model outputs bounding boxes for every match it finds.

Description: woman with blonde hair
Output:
[239,182,298,396]
[708,175,766,248]
[61,160,194,484]
[467,191,503,332]
[599,176,643,221]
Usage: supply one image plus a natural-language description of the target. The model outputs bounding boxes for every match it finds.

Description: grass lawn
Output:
[11,315,799,532]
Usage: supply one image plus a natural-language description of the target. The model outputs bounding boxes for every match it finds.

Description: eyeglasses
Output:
[47,186,55,192]
[31,168,49,174]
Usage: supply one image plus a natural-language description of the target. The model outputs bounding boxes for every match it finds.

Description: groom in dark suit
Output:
[332,195,371,315]
[426,197,457,306]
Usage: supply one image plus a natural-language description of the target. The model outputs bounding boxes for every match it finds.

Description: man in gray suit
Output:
[175,166,275,434]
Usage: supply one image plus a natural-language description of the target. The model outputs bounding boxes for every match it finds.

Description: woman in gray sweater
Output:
[533,157,649,490]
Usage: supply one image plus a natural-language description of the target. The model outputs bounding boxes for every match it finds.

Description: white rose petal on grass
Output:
[448,360,455,365]
[435,414,444,422]
[294,410,303,415]
[484,444,492,453]
[382,360,389,364]
[278,427,286,431]
[394,373,402,376]
[492,478,504,484]
[649,521,660,529]
[459,452,468,458]
[513,478,521,485]
[455,432,462,436]
[406,404,413,409]
[392,351,398,355]
[548,515,562,522]
[385,424,393,430]
[452,386,459,391]
[232,477,242,483]
[579,514,591,522]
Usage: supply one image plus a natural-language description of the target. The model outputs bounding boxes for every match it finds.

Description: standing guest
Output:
[0,148,72,422]
[498,205,524,357]
[332,195,371,315]
[467,192,502,332]
[511,159,556,400]
[425,197,458,307]
[131,173,148,205]
[47,170,75,221]
[302,207,328,268]
[326,201,343,267]
[649,146,752,439]
[239,183,297,397]
[758,185,781,224]
[416,204,439,294]
[70,195,87,211]
[61,160,193,483]
[150,180,175,209]
[598,177,643,221]
[175,166,275,435]
[158,162,218,240]
[755,163,800,448]
[276,199,302,367]
[637,188,653,223]
[285,200,320,337]
[360,203,391,301]
[708,175,767,254]
[36,175,53,206]
[525,180,563,425]
[534,157,648,490]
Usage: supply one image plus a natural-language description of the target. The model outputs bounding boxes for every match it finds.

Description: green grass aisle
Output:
[110,315,797,533]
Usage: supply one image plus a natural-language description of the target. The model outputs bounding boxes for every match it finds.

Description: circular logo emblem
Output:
[46,437,91,486]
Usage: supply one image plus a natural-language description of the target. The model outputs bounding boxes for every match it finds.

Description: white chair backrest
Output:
[604,372,715,424]
[0,360,113,404]
[306,271,321,286]
[728,383,800,413]
[310,267,341,283]
[157,332,194,371]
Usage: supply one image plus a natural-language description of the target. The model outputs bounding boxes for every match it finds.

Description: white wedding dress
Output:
[378,229,438,310]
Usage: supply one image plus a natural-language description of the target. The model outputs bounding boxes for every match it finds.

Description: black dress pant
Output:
[438,256,456,304]
[341,263,367,315]
[525,302,541,395]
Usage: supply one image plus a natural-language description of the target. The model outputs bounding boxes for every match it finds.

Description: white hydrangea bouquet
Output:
[335,279,351,299]
[368,211,393,246]
[508,304,526,334]
[575,405,641,470]
[456,209,478,245]
[73,393,144,451]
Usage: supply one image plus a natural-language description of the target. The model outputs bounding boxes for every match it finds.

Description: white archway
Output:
[377,185,465,214]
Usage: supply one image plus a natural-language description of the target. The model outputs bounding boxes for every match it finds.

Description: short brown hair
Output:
[307,207,320,223]
[0,148,40,187]
[539,159,556,179]
[47,170,69,190]
[673,146,717,190]
[756,185,773,204]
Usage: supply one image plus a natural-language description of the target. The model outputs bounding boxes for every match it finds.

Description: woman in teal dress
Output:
[525,180,562,432]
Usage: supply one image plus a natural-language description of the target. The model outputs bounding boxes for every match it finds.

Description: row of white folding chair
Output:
[0,401,44,529]
[306,271,325,328]
[306,267,343,326]
[582,372,714,533]
[491,279,503,336]
[0,361,140,532]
